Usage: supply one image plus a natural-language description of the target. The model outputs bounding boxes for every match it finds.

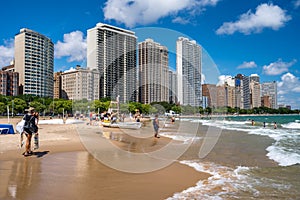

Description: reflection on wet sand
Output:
[0,156,42,199]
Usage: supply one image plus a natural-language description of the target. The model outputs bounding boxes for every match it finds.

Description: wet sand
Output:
[0,118,210,200]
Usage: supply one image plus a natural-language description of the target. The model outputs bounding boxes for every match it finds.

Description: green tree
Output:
[141,104,151,115]
[172,105,182,114]
[10,98,27,114]
[204,107,212,115]
[94,100,110,113]
[150,101,173,112]
[0,102,6,114]
[29,101,46,113]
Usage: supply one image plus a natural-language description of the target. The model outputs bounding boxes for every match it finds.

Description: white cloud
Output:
[201,73,206,84]
[0,39,14,68]
[277,73,300,109]
[103,0,221,28]
[217,75,232,86]
[54,31,87,62]
[64,67,77,73]
[294,0,300,8]
[172,17,190,24]
[216,3,291,35]
[277,73,300,95]
[263,59,296,76]
[237,61,257,69]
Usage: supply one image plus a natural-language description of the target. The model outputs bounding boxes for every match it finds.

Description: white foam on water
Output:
[160,132,201,144]
[196,118,300,167]
[281,122,300,129]
[167,159,294,199]
[247,128,300,166]
[266,145,300,166]
[167,160,259,200]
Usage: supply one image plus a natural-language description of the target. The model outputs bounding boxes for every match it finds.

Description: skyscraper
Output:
[14,28,54,97]
[53,72,62,99]
[250,74,261,108]
[235,74,251,109]
[176,37,202,106]
[169,70,177,104]
[261,81,277,109]
[138,39,169,104]
[61,66,99,100]
[0,63,19,96]
[87,23,137,103]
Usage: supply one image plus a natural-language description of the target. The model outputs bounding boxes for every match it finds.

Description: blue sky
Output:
[0,0,299,109]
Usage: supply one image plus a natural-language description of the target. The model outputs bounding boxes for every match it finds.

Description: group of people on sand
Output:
[20,107,40,157]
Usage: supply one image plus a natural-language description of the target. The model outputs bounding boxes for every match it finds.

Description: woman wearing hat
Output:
[23,107,38,156]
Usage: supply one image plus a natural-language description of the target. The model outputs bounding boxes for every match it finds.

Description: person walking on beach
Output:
[23,107,38,156]
[153,114,160,138]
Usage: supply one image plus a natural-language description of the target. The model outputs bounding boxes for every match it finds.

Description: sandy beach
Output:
[0,117,210,200]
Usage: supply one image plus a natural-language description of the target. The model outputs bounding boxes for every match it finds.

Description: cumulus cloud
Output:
[277,73,300,95]
[103,0,220,28]
[294,0,300,8]
[237,61,257,69]
[216,3,291,35]
[64,67,77,73]
[0,39,14,68]
[55,31,87,62]
[263,59,296,76]
[217,75,232,86]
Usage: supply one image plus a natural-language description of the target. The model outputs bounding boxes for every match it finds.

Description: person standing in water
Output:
[274,122,277,129]
[153,114,160,138]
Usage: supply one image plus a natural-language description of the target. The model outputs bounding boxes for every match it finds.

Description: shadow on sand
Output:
[32,151,50,158]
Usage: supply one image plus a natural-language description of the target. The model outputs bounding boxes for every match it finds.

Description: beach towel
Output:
[16,120,25,134]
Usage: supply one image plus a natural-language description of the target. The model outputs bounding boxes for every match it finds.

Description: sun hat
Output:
[25,107,35,112]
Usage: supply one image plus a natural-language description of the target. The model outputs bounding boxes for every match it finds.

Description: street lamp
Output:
[12,100,14,118]
[4,97,10,123]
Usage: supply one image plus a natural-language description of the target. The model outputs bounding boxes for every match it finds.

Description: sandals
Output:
[23,151,33,157]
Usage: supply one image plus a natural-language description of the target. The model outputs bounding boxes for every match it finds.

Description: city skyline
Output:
[0,0,299,108]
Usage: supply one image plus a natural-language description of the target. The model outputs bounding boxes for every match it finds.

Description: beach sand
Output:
[0,117,210,200]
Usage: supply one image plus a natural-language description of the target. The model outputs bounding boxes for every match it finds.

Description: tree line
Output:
[0,94,298,117]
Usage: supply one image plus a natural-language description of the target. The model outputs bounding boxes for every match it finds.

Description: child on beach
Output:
[153,114,160,138]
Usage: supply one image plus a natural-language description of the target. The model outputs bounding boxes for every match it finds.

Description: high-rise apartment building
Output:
[224,76,236,108]
[138,39,169,104]
[250,74,261,108]
[217,85,226,108]
[53,72,62,99]
[0,63,19,96]
[87,23,137,103]
[202,84,217,108]
[176,37,202,106]
[169,70,177,104]
[14,28,54,97]
[61,66,99,100]
[250,74,260,83]
[261,81,277,109]
[235,74,251,109]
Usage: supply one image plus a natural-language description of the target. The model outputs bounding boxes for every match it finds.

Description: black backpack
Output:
[23,114,36,133]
